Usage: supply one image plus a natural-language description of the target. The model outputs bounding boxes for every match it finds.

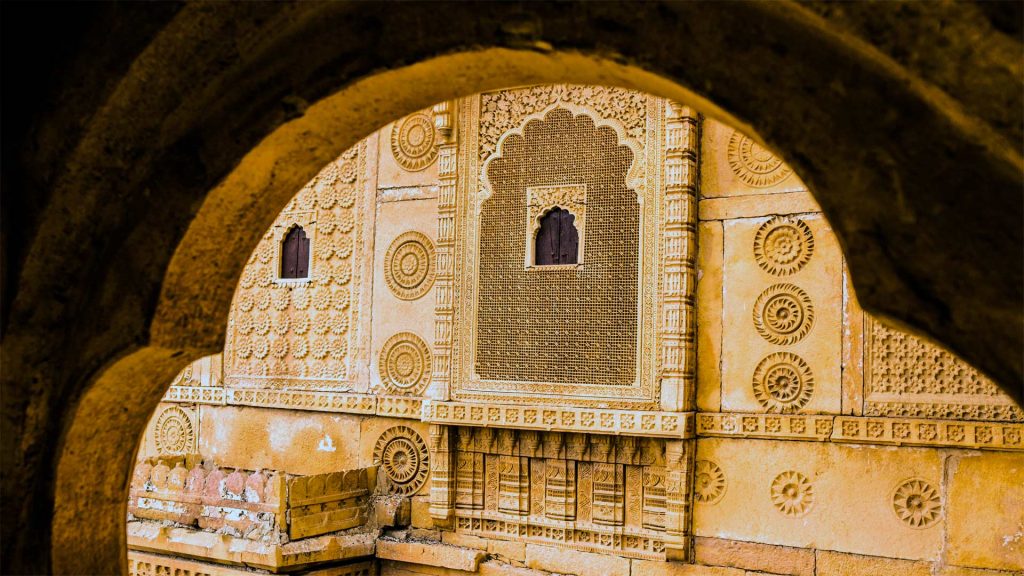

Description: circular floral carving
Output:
[752,352,815,413]
[727,131,792,188]
[892,478,941,529]
[753,283,815,345]
[292,288,310,310]
[753,216,815,277]
[155,407,194,455]
[384,231,436,301]
[373,426,429,495]
[770,471,813,517]
[332,262,352,285]
[292,337,308,359]
[694,460,726,504]
[390,113,438,171]
[379,332,432,395]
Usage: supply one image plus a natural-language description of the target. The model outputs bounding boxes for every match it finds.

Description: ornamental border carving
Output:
[423,400,696,438]
[698,412,1024,451]
[384,231,436,300]
[449,87,668,408]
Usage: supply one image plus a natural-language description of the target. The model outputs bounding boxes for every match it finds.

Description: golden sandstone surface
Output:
[126,87,1022,576]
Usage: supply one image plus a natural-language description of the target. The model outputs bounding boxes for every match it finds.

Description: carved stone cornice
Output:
[697,412,1023,451]
[422,401,696,439]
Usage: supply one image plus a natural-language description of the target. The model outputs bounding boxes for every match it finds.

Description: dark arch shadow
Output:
[0,3,1019,574]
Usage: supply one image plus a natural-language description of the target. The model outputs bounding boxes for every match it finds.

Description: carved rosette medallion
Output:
[154,406,194,455]
[892,478,941,529]
[753,352,815,413]
[390,113,438,171]
[694,460,726,504]
[753,216,815,277]
[379,332,432,395]
[373,426,429,495]
[753,283,815,345]
[727,131,792,188]
[770,470,813,517]
[384,231,436,300]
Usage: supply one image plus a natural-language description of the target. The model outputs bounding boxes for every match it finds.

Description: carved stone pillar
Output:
[661,101,700,411]
[428,424,456,526]
[430,100,457,401]
[664,438,695,561]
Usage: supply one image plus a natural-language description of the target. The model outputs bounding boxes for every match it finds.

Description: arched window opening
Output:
[280,226,310,279]
[535,207,579,265]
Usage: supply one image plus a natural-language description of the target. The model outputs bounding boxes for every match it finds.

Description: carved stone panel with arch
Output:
[223,144,374,391]
[445,86,673,409]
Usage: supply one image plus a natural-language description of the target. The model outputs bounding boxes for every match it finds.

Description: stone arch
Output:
[0,3,1016,574]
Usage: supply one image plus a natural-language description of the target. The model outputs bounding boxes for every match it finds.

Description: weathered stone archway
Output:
[2,3,1020,574]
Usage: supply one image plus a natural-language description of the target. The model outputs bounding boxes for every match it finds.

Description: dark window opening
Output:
[535,207,579,265]
[281,226,310,279]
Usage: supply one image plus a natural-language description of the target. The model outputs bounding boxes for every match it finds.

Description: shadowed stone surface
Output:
[1,2,1021,574]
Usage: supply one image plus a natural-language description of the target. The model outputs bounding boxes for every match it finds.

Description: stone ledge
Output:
[525,543,631,576]
[127,521,376,571]
[632,558,746,576]
[377,539,487,572]
[694,537,814,576]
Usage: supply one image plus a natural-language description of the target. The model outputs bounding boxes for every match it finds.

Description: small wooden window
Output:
[535,207,579,265]
[281,226,310,279]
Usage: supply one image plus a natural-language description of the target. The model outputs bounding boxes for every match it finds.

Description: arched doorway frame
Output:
[1,4,1011,573]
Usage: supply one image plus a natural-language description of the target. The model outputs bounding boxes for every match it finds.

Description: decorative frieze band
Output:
[832,416,1022,450]
[698,413,833,441]
[698,412,1023,451]
[163,385,225,405]
[422,401,696,439]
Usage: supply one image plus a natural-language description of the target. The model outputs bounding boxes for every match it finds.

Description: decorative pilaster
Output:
[661,101,700,411]
[427,424,456,526]
[664,438,695,561]
[430,100,457,401]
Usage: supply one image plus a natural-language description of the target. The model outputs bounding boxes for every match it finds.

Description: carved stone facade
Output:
[128,86,1022,576]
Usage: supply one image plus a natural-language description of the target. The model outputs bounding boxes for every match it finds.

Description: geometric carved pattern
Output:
[753,216,814,277]
[770,470,814,517]
[379,332,432,395]
[727,131,792,188]
[753,283,815,345]
[892,478,941,529]
[384,231,435,301]
[390,112,438,171]
[475,107,639,387]
[154,406,195,456]
[752,352,815,413]
[452,85,667,408]
[374,426,429,496]
[693,460,726,504]
[865,318,1023,421]
[225,145,363,389]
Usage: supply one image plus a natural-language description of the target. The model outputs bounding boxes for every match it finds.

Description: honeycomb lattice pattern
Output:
[476,108,638,386]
